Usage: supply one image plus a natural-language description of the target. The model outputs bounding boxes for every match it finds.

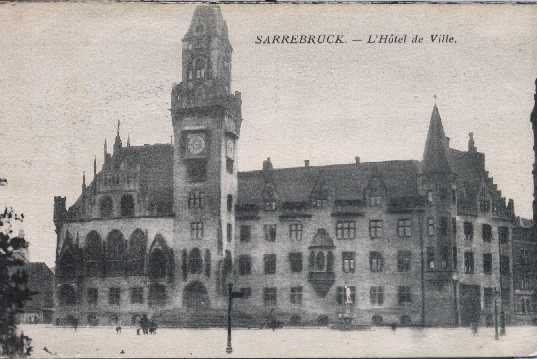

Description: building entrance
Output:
[183,281,210,309]
[460,284,481,326]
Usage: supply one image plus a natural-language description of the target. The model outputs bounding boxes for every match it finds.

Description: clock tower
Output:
[171,5,243,311]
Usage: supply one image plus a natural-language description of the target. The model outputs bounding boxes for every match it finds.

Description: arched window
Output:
[100,196,114,218]
[127,229,146,275]
[106,230,125,275]
[85,231,102,277]
[316,252,325,271]
[59,285,77,305]
[327,251,334,272]
[194,58,206,79]
[120,194,135,217]
[148,248,167,278]
[59,251,75,279]
[189,248,203,274]
[204,249,211,277]
[181,249,188,281]
[309,251,315,271]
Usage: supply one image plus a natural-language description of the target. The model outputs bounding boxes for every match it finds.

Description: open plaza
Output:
[20,324,537,358]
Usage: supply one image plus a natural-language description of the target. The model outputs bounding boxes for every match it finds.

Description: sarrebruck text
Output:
[255,34,345,45]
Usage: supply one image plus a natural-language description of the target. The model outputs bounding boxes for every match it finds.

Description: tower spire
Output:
[93,156,97,177]
[104,138,108,161]
[127,134,130,147]
[468,132,476,152]
[114,120,122,153]
[82,171,86,192]
[422,102,451,174]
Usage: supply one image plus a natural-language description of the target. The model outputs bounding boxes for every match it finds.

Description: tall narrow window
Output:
[264,254,276,274]
[482,224,492,242]
[397,219,412,238]
[500,255,510,274]
[336,286,356,305]
[227,194,233,212]
[263,287,277,307]
[426,246,435,271]
[227,223,232,243]
[427,217,435,236]
[191,222,204,240]
[238,255,252,275]
[289,252,303,273]
[464,251,474,274]
[370,286,384,305]
[264,224,277,242]
[342,252,356,273]
[499,226,509,243]
[397,250,411,272]
[290,287,303,305]
[464,222,473,240]
[109,288,120,305]
[483,253,492,274]
[240,225,251,242]
[369,220,383,239]
[439,217,448,236]
[336,221,356,240]
[120,194,135,217]
[188,191,204,209]
[289,223,303,241]
[369,252,384,272]
[398,286,412,304]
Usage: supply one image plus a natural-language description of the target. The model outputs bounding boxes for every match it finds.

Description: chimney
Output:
[355,156,360,166]
[262,157,273,171]
[304,160,310,168]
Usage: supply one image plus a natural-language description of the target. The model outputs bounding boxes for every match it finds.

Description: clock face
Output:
[187,134,206,155]
[226,138,234,158]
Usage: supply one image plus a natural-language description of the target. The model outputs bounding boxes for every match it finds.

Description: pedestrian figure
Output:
[136,328,141,335]
[471,321,478,335]
[391,323,397,332]
[115,326,122,334]
[73,318,78,332]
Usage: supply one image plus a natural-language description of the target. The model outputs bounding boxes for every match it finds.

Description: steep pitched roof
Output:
[237,160,421,206]
[422,104,451,174]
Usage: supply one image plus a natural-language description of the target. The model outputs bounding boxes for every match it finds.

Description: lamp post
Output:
[451,273,459,326]
[226,283,244,354]
[494,288,499,340]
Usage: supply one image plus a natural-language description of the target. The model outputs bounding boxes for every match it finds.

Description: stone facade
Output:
[54,5,521,328]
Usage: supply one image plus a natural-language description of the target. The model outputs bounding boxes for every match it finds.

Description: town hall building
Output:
[53,5,522,328]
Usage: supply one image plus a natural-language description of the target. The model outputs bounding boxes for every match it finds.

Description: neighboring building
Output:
[512,218,536,324]
[16,262,55,324]
[53,5,519,327]
[511,77,537,325]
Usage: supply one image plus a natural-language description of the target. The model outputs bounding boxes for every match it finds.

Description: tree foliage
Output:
[0,208,34,356]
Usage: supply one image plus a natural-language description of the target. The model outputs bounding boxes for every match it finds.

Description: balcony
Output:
[308,271,335,297]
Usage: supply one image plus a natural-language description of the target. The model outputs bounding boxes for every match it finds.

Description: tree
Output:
[0,206,34,356]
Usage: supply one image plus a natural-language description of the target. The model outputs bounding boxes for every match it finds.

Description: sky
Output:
[0,3,535,267]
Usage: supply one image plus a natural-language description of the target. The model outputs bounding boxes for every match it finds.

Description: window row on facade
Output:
[237,250,510,276]
[237,285,413,307]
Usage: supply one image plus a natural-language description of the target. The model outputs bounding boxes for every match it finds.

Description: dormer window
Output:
[264,201,276,211]
[365,177,385,207]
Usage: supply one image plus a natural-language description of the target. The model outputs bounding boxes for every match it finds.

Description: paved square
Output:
[20,325,537,358]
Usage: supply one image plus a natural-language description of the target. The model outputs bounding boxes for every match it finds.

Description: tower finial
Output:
[82,171,86,191]
[117,120,120,136]
[93,156,97,177]
[127,134,130,147]
[433,94,437,105]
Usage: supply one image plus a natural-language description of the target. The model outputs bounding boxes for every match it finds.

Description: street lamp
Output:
[451,273,459,327]
[226,283,244,354]
[494,287,499,340]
